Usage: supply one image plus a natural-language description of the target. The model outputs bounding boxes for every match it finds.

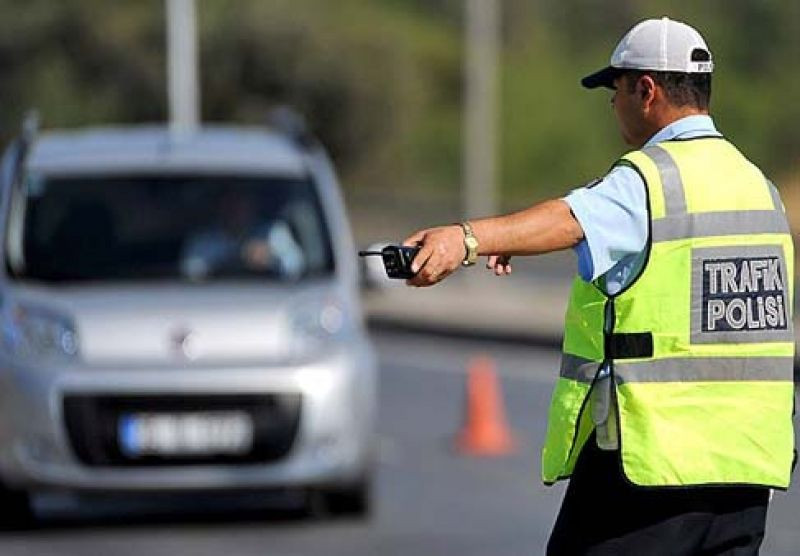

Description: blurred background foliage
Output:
[0,0,798,217]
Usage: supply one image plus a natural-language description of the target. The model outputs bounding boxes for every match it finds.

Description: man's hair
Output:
[625,70,712,110]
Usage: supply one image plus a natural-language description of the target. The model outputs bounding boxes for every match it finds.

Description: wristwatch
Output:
[458,221,479,266]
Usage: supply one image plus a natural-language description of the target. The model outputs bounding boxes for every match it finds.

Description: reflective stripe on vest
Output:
[542,137,795,488]
[642,144,791,241]
[561,354,794,383]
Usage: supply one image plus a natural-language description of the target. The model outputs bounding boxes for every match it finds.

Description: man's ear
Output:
[638,75,657,108]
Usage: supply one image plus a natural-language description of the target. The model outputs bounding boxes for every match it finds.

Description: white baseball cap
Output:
[582,17,714,89]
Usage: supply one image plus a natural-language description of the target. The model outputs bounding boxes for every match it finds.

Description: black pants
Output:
[547,436,770,556]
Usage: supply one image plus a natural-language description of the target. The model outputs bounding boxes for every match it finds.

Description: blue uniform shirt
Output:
[564,115,721,293]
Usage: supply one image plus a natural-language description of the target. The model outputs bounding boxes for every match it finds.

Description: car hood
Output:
[7,282,347,366]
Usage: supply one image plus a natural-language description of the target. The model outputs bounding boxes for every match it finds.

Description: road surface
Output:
[0,330,797,555]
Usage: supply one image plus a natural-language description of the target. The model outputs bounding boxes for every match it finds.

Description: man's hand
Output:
[402,225,465,287]
[486,254,512,276]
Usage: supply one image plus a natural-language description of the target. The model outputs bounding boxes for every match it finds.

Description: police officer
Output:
[403,17,795,555]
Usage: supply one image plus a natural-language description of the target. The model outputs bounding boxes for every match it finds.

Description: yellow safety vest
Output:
[542,137,795,488]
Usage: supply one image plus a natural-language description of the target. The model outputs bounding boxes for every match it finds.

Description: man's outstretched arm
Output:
[403,199,584,287]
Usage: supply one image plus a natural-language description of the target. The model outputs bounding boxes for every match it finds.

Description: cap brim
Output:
[581,66,623,89]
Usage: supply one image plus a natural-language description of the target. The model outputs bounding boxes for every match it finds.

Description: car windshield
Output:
[7,174,335,283]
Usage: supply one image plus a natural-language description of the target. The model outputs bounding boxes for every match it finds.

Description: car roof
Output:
[26,125,309,178]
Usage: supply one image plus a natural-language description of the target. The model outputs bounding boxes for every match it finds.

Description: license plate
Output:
[118,411,254,457]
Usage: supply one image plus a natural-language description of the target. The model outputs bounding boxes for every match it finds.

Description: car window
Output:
[9,174,335,283]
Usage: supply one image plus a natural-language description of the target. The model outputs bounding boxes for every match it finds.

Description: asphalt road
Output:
[0,330,797,555]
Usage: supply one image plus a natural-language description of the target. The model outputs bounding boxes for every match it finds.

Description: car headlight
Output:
[289,295,351,357]
[1,302,79,363]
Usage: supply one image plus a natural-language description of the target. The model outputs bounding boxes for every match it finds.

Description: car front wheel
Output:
[304,478,372,520]
[0,484,34,531]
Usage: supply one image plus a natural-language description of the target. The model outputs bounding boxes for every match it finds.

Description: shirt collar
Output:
[644,114,720,148]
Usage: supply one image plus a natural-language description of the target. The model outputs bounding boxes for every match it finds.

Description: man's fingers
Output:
[407,263,452,287]
[486,255,512,276]
[403,229,427,247]
[494,262,512,276]
[410,243,434,274]
[406,267,439,287]
[407,247,450,286]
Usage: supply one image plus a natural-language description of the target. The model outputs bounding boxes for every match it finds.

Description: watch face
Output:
[465,236,479,263]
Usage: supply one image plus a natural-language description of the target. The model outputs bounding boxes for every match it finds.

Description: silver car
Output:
[0,119,377,525]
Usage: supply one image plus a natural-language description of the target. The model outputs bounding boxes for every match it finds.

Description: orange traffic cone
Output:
[455,355,517,456]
